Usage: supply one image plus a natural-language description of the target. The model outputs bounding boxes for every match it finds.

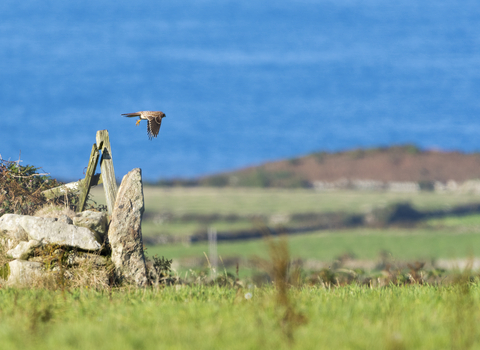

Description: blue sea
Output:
[1,0,480,181]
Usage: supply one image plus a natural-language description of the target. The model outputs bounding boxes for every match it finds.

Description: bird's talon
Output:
[135,120,141,126]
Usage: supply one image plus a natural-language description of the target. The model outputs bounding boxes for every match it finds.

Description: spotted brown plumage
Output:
[121,111,166,139]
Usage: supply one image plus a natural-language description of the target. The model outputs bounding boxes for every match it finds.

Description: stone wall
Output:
[0,168,154,288]
[313,179,480,193]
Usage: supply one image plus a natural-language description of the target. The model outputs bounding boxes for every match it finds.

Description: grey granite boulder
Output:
[7,239,41,260]
[57,214,73,225]
[0,214,103,251]
[0,223,28,250]
[2,224,29,242]
[108,168,148,287]
[7,259,45,287]
[73,211,108,238]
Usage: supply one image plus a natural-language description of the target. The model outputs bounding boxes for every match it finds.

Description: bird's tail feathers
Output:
[121,113,141,117]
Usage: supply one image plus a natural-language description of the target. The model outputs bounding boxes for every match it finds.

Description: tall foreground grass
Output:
[0,282,479,350]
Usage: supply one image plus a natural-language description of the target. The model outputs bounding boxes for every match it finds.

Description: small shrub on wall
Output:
[0,158,74,217]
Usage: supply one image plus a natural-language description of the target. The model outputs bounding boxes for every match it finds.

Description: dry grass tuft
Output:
[33,204,76,220]
[0,241,10,282]
[65,254,113,290]
[1,242,114,291]
[252,230,308,344]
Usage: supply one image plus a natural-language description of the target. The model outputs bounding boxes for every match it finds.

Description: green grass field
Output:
[2,188,480,349]
[89,186,480,273]
[148,226,480,263]
[91,186,480,216]
[1,284,479,350]
[142,187,480,214]
[91,186,480,238]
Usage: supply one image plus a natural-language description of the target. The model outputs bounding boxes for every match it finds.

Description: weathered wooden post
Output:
[208,227,218,277]
[42,181,84,200]
[77,143,100,212]
[96,130,118,215]
[42,129,117,215]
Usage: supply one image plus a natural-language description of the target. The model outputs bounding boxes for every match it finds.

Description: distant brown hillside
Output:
[199,145,480,188]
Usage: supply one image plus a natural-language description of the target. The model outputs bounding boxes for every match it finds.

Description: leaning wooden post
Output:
[77,143,100,212]
[96,130,118,215]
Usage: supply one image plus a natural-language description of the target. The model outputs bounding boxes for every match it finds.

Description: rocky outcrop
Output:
[108,168,149,287]
[0,214,104,251]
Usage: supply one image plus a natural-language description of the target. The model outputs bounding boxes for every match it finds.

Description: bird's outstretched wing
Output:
[146,116,162,139]
[122,112,142,118]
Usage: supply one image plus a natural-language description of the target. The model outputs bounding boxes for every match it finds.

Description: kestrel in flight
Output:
[121,111,166,140]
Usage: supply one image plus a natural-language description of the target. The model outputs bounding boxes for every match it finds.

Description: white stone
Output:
[351,179,385,191]
[73,211,108,238]
[446,180,458,191]
[434,181,447,192]
[7,259,45,287]
[387,182,420,193]
[0,214,102,251]
[0,224,28,242]
[57,214,73,225]
[108,168,148,287]
[460,180,480,194]
[6,240,41,260]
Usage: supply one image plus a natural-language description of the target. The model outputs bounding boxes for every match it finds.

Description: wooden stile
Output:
[41,129,117,215]
[96,130,118,215]
[77,143,100,212]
